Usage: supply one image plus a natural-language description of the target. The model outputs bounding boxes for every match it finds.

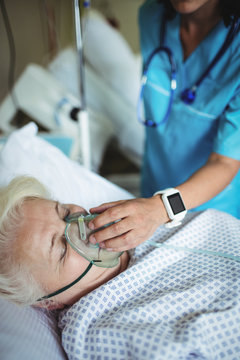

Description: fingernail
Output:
[88,222,94,230]
[89,236,96,244]
[106,248,113,252]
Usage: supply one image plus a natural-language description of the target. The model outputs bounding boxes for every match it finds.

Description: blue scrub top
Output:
[139,0,240,218]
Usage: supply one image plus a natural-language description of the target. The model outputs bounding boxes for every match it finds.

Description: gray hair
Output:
[0,176,51,306]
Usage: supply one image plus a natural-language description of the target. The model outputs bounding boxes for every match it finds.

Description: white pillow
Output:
[0,123,133,359]
[83,9,142,108]
[0,122,133,207]
[0,299,67,360]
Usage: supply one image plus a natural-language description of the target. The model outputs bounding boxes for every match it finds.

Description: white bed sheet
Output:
[59,210,240,360]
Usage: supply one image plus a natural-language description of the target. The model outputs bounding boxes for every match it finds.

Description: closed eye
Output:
[56,202,70,221]
[60,235,68,263]
[63,208,70,220]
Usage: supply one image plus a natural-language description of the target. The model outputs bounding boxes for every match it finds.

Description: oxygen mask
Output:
[65,212,123,268]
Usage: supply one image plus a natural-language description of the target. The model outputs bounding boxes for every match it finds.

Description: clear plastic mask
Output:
[65,212,123,268]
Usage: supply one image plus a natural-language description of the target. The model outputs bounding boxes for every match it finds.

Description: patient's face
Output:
[16,199,125,306]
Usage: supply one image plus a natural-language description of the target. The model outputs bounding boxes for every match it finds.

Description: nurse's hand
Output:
[88,196,169,252]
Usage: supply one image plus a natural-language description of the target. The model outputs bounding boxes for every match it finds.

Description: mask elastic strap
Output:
[37,261,94,301]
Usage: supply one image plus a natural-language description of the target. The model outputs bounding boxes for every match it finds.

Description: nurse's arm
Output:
[177,152,240,210]
[88,152,239,252]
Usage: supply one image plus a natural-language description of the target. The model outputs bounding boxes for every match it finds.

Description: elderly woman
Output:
[0,176,129,309]
[1,176,240,359]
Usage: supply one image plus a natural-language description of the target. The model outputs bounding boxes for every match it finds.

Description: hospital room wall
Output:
[92,0,143,53]
[0,0,143,103]
[0,0,73,102]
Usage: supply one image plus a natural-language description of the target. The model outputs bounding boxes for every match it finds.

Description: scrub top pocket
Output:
[185,77,231,120]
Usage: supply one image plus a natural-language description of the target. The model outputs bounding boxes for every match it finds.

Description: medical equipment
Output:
[38,212,123,301]
[138,15,240,127]
[70,0,91,168]
[65,212,123,268]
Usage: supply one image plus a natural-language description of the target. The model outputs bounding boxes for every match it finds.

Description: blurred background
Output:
[0,0,145,196]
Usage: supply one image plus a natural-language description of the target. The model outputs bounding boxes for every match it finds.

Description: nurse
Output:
[88,0,240,251]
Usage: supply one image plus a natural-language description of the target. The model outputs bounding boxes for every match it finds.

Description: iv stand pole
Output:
[73,0,91,169]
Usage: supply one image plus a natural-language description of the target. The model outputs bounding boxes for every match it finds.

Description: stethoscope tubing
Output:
[138,46,177,127]
[193,16,240,90]
[139,15,240,127]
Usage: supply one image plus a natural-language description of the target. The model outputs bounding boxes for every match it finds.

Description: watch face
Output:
[168,193,186,215]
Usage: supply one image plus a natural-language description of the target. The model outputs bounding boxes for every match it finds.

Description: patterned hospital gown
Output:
[59,210,240,360]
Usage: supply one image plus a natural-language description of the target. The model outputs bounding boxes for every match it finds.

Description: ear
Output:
[34,299,66,310]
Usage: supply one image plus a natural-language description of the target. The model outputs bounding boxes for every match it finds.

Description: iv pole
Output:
[72,0,91,169]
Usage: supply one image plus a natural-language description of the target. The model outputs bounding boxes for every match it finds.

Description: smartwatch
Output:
[154,188,187,228]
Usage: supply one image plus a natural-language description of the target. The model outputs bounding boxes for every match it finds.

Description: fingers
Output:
[87,197,165,252]
[88,200,127,231]
[95,229,140,252]
[89,200,125,214]
[89,217,132,246]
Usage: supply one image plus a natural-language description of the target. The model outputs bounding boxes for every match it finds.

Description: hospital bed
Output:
[1,6,240,359]
[0,124,240,360]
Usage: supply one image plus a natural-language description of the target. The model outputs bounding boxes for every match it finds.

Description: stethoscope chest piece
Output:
[181,86,197,104]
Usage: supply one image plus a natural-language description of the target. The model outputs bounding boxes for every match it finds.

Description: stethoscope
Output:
[138,15,240,127]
